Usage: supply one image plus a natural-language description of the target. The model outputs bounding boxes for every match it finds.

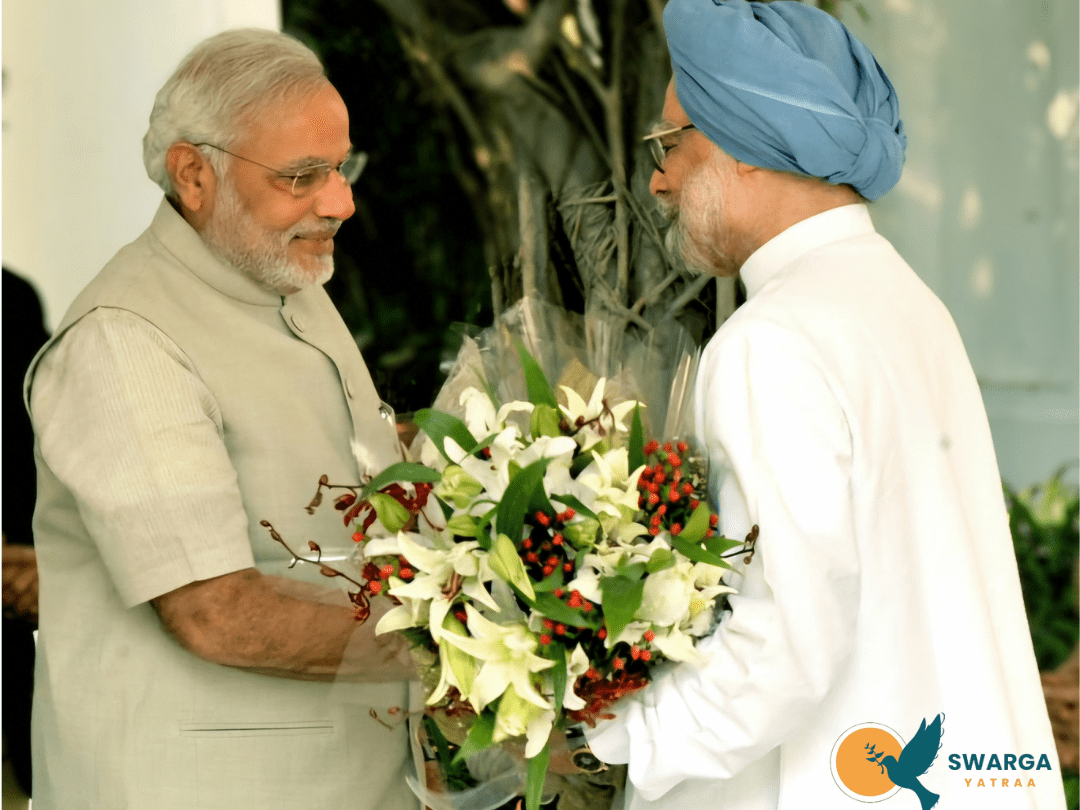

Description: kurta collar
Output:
[148,198,283,308]
[739,204,875,299]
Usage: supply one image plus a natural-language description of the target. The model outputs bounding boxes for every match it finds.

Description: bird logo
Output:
[831,714,945,808]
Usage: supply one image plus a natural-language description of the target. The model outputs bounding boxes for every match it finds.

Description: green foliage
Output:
[1005,469,1079,672]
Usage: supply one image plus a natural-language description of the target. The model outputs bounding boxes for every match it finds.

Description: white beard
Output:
[658,155,737,277]
[202,179,338,295]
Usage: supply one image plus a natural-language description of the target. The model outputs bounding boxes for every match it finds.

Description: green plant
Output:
[1005,467,1079,809]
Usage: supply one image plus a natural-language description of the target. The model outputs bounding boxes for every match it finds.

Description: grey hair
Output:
[143,28,327,198]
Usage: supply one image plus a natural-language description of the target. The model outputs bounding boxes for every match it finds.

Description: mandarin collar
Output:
[739,204,875,299]
[148,198,283,307]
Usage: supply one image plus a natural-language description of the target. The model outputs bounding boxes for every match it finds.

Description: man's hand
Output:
[2,537,39,623]
[151,567,416,682]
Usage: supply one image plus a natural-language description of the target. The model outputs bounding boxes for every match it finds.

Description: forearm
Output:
[153,568,414,682]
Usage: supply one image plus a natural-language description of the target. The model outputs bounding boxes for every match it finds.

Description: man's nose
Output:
[648,167,668,197]
[314,173,356,221]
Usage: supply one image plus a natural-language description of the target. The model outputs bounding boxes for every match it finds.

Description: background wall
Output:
[1,0,279,327]
[2,0,1077,490]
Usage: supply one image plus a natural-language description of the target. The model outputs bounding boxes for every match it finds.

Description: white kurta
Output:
[587,205,1064,809]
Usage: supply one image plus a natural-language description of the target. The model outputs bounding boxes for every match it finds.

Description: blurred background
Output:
[2,0,1077,806]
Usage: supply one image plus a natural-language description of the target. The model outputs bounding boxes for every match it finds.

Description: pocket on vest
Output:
[179,720,334,737]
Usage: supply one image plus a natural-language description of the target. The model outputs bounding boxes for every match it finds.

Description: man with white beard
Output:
[25,30,420,810]
[581,2,1065,809]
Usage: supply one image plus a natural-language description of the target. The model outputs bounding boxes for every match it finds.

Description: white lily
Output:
[440,604,554,712]
[559,379,641,451]
[562,644,591,711]
[493,684,556,759]
[385,532,500,644]
[635,562,695,626]
[651,624,707,664]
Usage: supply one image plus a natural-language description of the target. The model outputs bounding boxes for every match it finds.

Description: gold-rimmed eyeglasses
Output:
[194,143,368,198]
[643,123,696,173]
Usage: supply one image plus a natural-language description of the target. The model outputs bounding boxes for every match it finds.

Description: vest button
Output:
[290,314,306,332]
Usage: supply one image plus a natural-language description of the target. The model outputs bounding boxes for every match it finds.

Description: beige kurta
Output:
[26,199,420,810]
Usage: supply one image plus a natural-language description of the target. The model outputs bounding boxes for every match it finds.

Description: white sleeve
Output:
[586,321,860,801]
[30,308,255,607]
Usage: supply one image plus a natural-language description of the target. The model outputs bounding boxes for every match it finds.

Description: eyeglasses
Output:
[643,123,696,173]
[194,143,368,198]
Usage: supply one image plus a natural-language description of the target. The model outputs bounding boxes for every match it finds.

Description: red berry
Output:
[563,562,574,572]
[547,555,560,566]
[369,581,383,595]
[643,440,659,455]
[542,565,555,576]
[597,628,607,640]
[690,498,700,509]
[670,523,682,536]
[586,667,600,679]
[657,504,667,515]
[554,588,565,598]
[527,552,540,563]
[522,538,533,549]
[648,526,660,536]
[399,568,414,580]
[582,601,593,612]
[555,624,567,635]
[705,529,714,537]
[668,489,680,502]
[644,629,656,642]
[648,492,660,505]
[454,610,467,622]
[631,645,641,660]
[641,650,652,661]
[612,657,624,670]
[379,565,394,580]
[552,534,564,546]
[709,514,719,527]
[651,514,662,527]
[535,512,550,526]
[663,442,673,453]
[352,531,365,543]
[563,508,576,520]
[540,634,552,645]
[653,470,666,483]
[682,483,694,495]
[677,441,689,454]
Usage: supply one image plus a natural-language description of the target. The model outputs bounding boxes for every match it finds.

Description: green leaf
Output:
[530,403,563,439]
[452,708,496,764]
[366,492,411,533]
[671,534,727,568]
[678,502,713,544]
[533,565,565,593]
[530,592,590,628]
[646,547,675,573]
[525,742,551,810]
[497,457,551,544]
[704,536,742,557]
[600,575,646,640]
[552,494,599,522]
[415,409,477,463]
[629,405,646,472]
[490,534,536,601]
[360,461,442,498]
[518,343,558,409]
[615,561,647,581]
[474,507,497,551]
[547,645,567,715]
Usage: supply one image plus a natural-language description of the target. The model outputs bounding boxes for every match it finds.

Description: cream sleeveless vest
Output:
[26,199,420,810]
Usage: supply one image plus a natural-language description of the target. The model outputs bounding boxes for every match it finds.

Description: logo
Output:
[831,714,944,809]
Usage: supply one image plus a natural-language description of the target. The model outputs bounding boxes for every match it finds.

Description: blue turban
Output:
[665,0,906,201]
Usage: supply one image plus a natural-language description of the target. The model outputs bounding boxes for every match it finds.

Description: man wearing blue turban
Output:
[581,2,1064,809]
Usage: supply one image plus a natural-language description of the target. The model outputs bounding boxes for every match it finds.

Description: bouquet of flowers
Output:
[274,345,757,810]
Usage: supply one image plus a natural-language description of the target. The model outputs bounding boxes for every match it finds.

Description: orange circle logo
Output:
[831,723,905,802]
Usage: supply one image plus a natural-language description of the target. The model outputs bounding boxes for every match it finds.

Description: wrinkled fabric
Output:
[665,0,906,200]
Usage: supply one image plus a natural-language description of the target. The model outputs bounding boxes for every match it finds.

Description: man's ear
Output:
[166,143,216,224]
